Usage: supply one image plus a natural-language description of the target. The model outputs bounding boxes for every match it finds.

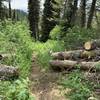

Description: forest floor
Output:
[29,54,70,100]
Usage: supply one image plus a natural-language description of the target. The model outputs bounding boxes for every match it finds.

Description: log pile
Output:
[50,39,100,71]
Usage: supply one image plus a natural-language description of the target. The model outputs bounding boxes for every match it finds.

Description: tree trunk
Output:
[71,0,79,26]
[8,0,12,18]
[87,0,97,28]
[84,39,100,50]
[0,64,19,80]
[80,0,86,27]
[50,60,100,71]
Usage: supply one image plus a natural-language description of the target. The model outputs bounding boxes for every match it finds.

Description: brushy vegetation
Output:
[0,20,34,99]
[59,70,93,100]
[0,20,99,100]
[0,20,65,99]
[50,25,100,49]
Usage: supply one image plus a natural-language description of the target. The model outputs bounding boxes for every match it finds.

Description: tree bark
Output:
[50,60,100,71]
[51,49,100,60]
[0,64,19,80]
[84,39,100,50]
[71,0,79,26]
[51,50,83,60]
[8,0,12,18]
[80,0,86,27]
[87,0,97,28]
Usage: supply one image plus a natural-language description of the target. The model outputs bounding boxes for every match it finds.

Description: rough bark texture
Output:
[84,39,100,50]
[80,0,86,27]
[50,60,100,71]
[71,0,78,26]
[51,50,83,60]
[51,49,100,60]
[87,0,97,28]
[0,64,19,80]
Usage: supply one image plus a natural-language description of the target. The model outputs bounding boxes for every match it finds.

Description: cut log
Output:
[51,50,100,60]
[50,60,100,71]
[0,64,19,80]
[84,39,100,51]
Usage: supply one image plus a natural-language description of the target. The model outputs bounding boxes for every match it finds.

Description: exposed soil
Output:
[29,55,70,100]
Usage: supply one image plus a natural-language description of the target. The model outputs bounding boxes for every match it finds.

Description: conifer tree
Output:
[40,0,58,42]
[28,0,40,40]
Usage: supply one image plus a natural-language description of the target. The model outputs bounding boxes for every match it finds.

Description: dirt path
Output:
[29,55,69,100]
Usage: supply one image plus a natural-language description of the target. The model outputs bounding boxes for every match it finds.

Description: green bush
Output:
[0,20,33,99]
[63,26,100,49]
[32,40,65,69]
[50,25,64,40]
[0,79,35,100]
[60,70,92,100]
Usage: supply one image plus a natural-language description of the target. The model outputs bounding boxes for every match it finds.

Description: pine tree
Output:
[40,0,58,42]
[28,0,40,40]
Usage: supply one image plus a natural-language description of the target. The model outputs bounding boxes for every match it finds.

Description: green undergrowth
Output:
[59,70,93,100]
[32,40,65,70]
[0,20,65,99]
[0,20,34,99]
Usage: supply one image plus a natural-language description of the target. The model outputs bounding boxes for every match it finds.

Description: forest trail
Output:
[29,54,70,100]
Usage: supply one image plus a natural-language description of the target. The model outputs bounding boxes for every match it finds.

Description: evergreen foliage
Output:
[28,0,40,40]
[40,0,59,42]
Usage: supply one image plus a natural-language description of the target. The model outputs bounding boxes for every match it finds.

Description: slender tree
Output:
[80,0,86,27]
[71,0,78,26]
[12,9,16,21]
[8,0,12,18]
[87,0,97,28]
[0,0,4,20]
[28,0,40,40]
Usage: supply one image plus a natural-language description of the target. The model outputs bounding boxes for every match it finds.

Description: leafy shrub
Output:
[0,79,35,100]
[50,25,64,40]
[60,70,92,100]
[32,40,65,69]
[63,26,100,49]
[0,20,33,99]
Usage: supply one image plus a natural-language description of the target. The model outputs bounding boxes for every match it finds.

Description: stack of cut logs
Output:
[0,53,19,80]
[50,39,100,71]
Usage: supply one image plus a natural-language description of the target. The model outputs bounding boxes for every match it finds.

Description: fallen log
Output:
[51,50,83,60]
[0,64,19,80]
[51,50,100,60]
[50,60,100,71]
[84,39,100,51]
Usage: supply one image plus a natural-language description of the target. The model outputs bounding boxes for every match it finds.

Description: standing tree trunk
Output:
[71,0,79,26]
[63,0,68,18]
[28,0,40,40]
[0,0,4,20]
[87,0,97,28]
[8,0,12,18]
[80,0,86,27]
